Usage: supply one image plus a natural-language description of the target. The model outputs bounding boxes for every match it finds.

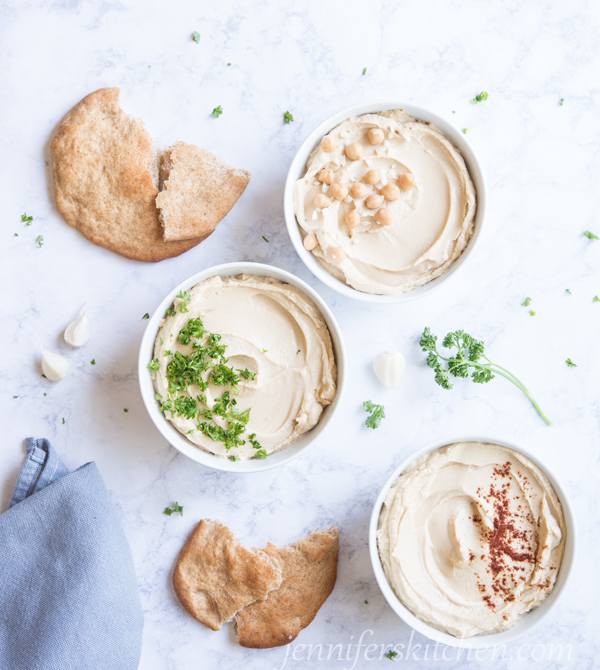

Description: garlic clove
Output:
[64,304,89,347]
[373,351,406,389]
[41,349,69,381]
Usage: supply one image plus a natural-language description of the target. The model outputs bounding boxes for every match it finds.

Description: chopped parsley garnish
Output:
[212,105,223,118]
[154,393,162,401]
[44,393,47,396]
[472,91,488,103]
[566,358,577,368]
[262,235,269,243]
[227,62,231,66]
[262,349,268,353]
[560,98,564,106]
[164,350,173,356]
[566,289,572,295]
[283,111,294,124]
[594,296,600,303]
[21,213,33,225]
[62,418,65,424]
[159,337,164,345]
[176,290,191,313]
[362,67,367,75]
[420,327,551,424]
[164,502,183,516]
[14,233,18,237]
[363,401,385,429]
[529,310,536,316]
[165,308,176,317]
[364,599,368,604]
[41,374,47,378]
[229,455,240,461]
[142,313,150,319]
[123,408,129,412]
[13,395,18,399]
[155,317,264,457]
[521,297,532,307]
[385,650,398,660]
[297,349,301,354]
[253,450,267,459]
[584,230,599,240]
[148,359,160,371]
[36,235,44,247]
[461,128,467,134]
[192,31,200,43]
[90,359,96,365]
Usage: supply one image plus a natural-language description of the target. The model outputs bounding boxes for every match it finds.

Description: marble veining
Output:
[1,0,598,668]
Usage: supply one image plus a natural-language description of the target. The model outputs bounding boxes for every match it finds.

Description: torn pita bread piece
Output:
[173,520,283,632]
[235,527,340,648]
[156,142,250,242]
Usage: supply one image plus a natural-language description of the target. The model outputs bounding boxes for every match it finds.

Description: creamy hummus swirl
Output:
[151,275,336,459]
[293,110,476,295]
[377,442,565,637]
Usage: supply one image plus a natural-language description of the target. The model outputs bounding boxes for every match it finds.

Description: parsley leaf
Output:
[253,449,267,459]
[211,105,223,118]
[176,290,191,313]
[262,235,269,243]
[192,31,200,43]
[461,128,468,134]
[62,418,65,424]
[362,67,367,75]
[123,408,129,412]
[584,230,599,240]
[529,310,536,316]
[566,289,572,295]
[521,297,532,307]
[142,313,150,319]
[594,296,600,303]
[560,98,564,106]
[229,454,240,461]
[148,359,160,371]
[472,91,489,104]
[565,358,577,368]
[385,650,398,660]
[238,368,256,381]
[283,111,294,124]
[21,213,33,225]
[420,327,551,425]
[164,502,184,517]
[90,359,96,365]
[363,400,385,429]
[36,235,44,247]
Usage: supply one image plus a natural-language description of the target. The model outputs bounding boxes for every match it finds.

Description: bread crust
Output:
[51,88,207,262]
[172,520,283,631]
[235,527,340,648]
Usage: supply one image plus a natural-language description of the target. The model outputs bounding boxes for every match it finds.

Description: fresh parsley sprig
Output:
[363,401,385,429]
[420,327,551,425]
[164,502,183,517]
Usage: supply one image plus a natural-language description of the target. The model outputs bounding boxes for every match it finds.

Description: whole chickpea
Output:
[365,193,384,210]
[326,246,346,264]
[351,182,369,199]
[398,173,416,190]
[331,183,349,200]
[303,233,318,250]
[364,169,381,185]
[381,183,401,201]
[320,135,336,152]
[375,208,393,226]
[345,209,361,228]
[314,193,331,209]
[318,168,334,185]
[368,128,384,145]
[345,143,363,160]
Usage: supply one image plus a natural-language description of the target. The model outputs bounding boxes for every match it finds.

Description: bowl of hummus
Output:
[284,102,485,301]
[138,263,344,472]
[369,437,575,647]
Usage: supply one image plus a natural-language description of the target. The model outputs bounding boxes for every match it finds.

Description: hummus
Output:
[293,110,476,295]
[377,442,565,637]
[151,275,336,460]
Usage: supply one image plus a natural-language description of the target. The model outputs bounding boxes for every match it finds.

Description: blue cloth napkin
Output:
[0,438,143,670]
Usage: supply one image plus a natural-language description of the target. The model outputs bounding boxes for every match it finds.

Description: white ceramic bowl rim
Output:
[138,262,346,473]
[284,100,487,303]
[368,434,576,648]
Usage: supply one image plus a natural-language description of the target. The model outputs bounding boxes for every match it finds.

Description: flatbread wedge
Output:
[173,520,283,632]
[156,142,250,242]
[235,527,340,648]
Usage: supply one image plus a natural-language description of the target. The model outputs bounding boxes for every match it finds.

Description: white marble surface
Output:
[1,0,599,668]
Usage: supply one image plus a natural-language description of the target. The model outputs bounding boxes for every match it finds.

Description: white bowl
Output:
[369,435,576,648]
[284,101,487,303]
[138,262,346,473]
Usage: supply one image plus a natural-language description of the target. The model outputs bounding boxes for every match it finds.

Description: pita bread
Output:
[235,527,339,648]
[172,520,282,632]
[156,142,250,241]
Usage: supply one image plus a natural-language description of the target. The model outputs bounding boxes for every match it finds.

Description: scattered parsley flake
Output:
[164,502,184,517]
[229,454,241,461]
[62,418,65,424]
[142,313,150,320]
[461,128,468,134]
[253,449,267,459]
[452,110,456,114]
[584,230,599,240]
[44,393,47,396]
[560,98,564,106]
[227,62,231,66]
[364,599,368,604]
[165,308,176,317]
[211,105,223,118]
[90,359,96,365]
[521,297,532,307]
[41,374,47,378]
[262,349,268,353]
[385,650,398,660]
[176,290,191,313]
[159,337,164,345]
[565,358,577,368]
[36,235,44,247]
[566,289,572,295]
[14,233,18,237]
[594,295,600,303]
[529,310,536,316]
[262,235,270,243]
[420,327,551,424]
[186,429,194,434]
[21,213,33,225]
[123,408,129,412]
[283,111,294,124]
[363,401,385,429]
[154,393,162,401]
[472,91,489,104]
[13,396,18,399]
[362,67,367,75]
[297,349,301,355]
[192,31,201,43]
[148,359,160,372]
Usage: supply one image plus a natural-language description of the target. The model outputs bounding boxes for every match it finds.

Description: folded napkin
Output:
[0,438,143,670]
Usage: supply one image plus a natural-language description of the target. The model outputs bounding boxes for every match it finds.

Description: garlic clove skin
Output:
[373,351,406,389]
[64,304,89,347]
[41,349,69,381]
